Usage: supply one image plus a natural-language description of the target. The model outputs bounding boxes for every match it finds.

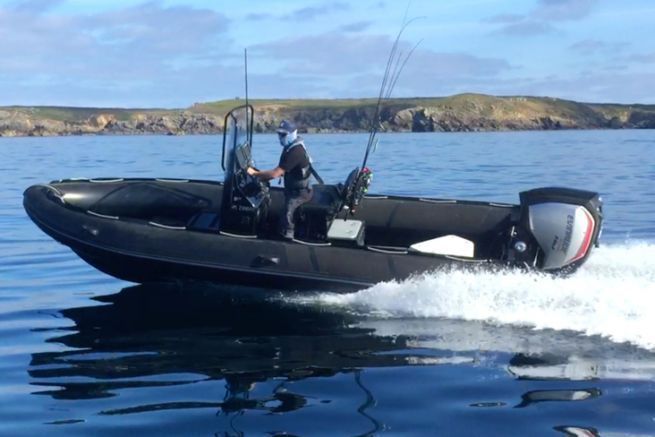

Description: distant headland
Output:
[1,93,654,137]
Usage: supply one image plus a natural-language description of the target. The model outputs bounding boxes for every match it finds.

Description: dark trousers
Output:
[280,188,313,238]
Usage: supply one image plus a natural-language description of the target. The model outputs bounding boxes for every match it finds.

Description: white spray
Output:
[307,242,655,350]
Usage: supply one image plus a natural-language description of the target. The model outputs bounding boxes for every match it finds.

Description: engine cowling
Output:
[518,187,603,272]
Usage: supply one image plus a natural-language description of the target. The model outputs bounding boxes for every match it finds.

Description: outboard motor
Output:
[508,187,603,273]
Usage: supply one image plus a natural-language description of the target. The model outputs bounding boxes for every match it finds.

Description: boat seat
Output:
[294,184,344,242]
[294,167,361,242]
[299,184,343,216]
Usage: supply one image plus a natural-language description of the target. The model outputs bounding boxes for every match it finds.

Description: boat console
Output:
[220,105,270,236]
[219,105,374,244]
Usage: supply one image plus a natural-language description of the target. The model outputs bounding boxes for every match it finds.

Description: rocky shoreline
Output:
[1,94,654,137]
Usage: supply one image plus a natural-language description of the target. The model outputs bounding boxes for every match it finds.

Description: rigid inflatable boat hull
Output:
[23,178,602,292]
[24,183,481,292]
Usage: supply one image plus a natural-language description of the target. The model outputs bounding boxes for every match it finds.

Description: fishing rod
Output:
[342,16,421,216]
[361,17,422,170]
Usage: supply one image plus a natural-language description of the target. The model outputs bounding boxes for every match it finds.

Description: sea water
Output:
[1,130,654,435]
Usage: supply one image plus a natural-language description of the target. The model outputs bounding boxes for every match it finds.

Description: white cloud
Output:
[494,20,554,36]
[255,32,510,77]
[487,0,600,37]
[0,1,232,106]
[0,0,651,106]
[484,71,655,104]
[627,53,655,64]
[339,21,373,32]
[9,0,64,13]
[285,2,350,20]
[534,0,599,21]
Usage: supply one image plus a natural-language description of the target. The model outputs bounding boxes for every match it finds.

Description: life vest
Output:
[282,138,313,191]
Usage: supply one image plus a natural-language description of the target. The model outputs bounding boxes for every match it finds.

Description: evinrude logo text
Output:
[561,214,574,252]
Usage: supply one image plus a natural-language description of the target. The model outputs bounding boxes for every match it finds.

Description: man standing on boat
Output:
[247,120,314,239]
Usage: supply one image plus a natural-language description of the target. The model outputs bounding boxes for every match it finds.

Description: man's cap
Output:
[276,120,297,134]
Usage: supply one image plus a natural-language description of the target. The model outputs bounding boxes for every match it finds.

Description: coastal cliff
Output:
[1,94,654,137]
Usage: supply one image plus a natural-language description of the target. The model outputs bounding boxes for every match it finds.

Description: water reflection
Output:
[554,425,600,437]
[30,284,410,387]
[30,283,400,434]
[28,282,655,434]
[516,388,602,408]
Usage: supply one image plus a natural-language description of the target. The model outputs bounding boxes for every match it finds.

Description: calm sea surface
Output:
[1,130,654,436]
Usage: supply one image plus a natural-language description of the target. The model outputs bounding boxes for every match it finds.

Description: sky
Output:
[1,0,654,107]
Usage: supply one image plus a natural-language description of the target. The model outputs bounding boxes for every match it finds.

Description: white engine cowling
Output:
[518,187,603,272]
[527,203,596,270]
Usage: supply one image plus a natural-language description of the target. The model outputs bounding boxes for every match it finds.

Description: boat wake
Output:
[302,242,655,350]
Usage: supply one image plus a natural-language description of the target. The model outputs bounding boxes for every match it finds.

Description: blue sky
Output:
[1,0,653,107]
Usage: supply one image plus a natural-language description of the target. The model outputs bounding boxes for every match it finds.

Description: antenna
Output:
[244,48,249,107]
[244,48,253,142]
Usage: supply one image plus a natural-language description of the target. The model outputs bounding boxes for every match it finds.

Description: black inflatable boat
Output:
[24,106,603,292]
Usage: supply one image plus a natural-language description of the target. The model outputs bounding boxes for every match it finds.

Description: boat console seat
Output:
[300,184,343,216]
[294,184,343,242]
[294,168,367,244]
[295,167,358,218]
